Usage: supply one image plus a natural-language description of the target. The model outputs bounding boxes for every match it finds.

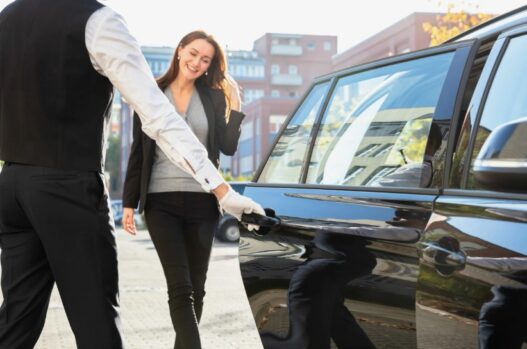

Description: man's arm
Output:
[85,7,227,194]
[84,6,261,222]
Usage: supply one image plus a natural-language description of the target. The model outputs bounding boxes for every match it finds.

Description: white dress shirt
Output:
[85,6,223,192]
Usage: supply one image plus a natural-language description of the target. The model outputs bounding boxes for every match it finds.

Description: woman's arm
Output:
[214,80,245,155]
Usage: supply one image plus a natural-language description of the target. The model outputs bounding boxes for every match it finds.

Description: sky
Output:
[0,0,526,53]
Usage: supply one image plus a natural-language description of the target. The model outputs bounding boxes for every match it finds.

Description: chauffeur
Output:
[0,0,263,348]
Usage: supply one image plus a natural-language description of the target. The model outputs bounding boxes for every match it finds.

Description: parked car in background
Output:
[215,214,239,242]
[236,6,527,349]
[215,182,247,242]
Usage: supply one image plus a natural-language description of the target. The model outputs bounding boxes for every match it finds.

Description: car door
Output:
[238,40,479,349]
[416,27,527,349]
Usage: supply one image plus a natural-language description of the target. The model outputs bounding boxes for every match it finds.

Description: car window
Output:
[467,34,527,189]
[305,52,454,188]
[258,82,330,183]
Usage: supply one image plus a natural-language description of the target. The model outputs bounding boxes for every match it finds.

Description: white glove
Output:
[218,188,265,231]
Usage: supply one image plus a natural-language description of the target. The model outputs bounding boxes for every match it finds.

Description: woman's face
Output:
[177,38,215,82]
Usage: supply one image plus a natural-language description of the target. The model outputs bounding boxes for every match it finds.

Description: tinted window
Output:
[467,35,527,189]
[258,82,330,183]
[305,53,454,188]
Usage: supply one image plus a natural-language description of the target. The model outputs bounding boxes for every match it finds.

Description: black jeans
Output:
[144,192,219,349]
[0,163,122,349]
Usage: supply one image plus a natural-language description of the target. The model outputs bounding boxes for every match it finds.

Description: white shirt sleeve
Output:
[85,6,224,191]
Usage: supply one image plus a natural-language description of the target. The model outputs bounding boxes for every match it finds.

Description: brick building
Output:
[229,33,337,176]
[332,13,440,71]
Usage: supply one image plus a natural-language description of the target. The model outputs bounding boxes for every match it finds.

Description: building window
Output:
[307,41,316,50]
[289,91,297,97]
[323,41,332,51]
[288,65,298,75]
[356,144,381,157]
[244,89,265,104]
[343,166,365,183]
[271,64,280,76]
[289,39,297,45]
[272,38,279,45]
[271,90,280,98]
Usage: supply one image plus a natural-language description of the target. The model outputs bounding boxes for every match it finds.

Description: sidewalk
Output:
[7,228,263,349]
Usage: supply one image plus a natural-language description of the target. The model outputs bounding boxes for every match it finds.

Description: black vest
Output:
[0,0,113,171]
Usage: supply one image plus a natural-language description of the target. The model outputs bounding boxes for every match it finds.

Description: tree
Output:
[423,2,494,46]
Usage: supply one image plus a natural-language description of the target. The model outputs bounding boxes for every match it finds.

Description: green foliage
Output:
[221,171,253,182]
[423,2,494,46]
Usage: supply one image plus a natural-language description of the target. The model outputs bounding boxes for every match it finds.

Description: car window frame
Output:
[253,40,479,196]
[445,24,527,200]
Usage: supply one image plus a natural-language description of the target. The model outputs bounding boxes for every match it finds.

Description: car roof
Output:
[448,5,527,42]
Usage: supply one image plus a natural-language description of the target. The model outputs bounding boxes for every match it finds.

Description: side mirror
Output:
[473,117,527,192]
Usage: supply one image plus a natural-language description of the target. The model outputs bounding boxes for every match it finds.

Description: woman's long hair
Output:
[157,30,232,117]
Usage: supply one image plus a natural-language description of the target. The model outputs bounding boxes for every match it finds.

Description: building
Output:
[332,13,440,71]
[227,50,266,104]
[232,97,297,176]
[230,33,338,176]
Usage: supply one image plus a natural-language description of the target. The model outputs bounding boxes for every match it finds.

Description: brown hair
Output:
[157,30,231,113]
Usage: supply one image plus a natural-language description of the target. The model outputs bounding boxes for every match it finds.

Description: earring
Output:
[205,71,208,76]
[177,56,181,60]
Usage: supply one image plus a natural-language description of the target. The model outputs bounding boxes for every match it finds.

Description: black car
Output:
[236,6,527,349]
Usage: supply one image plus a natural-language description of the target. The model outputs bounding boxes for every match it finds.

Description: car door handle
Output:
[420,242,467,268]
[240,209,281,236]
[241,211,281,227]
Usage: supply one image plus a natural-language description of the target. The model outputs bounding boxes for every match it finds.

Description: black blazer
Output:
[122,83,245,213]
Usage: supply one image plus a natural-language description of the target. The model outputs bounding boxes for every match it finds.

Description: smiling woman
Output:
[121,30,247,349]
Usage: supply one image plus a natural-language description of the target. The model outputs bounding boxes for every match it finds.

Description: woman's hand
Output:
[122,207,137,235]
[225,74,242,112]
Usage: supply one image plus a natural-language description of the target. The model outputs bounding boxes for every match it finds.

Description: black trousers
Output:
[0,163,123,349]
[144,192,219,349]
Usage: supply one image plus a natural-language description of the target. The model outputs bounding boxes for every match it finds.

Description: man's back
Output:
[0,0,112,171]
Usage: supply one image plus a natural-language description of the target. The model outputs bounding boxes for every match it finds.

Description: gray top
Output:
[148,86,209,193]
